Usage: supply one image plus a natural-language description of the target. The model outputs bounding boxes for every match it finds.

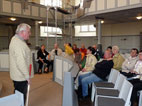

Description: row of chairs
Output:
[91,69,142,106]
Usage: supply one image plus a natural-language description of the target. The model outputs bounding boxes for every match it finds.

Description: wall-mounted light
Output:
[10,17,16,21]
[101,20,104,24]
[38,21,42,24]
[136,16,142,20]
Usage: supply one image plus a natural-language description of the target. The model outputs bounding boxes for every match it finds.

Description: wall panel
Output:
[2,0,11,13]
[40,7,46,18]
[23,5,31,15]
[32,6,39,16]
[97,0,105,10]
[107,0,115,9]
[118,0,127,7]
[13,2,21,14]
[130,0,140,5]
[88,0,96,12]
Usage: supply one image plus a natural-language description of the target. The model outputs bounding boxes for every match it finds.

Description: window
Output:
[81,25,88,32]
[40,0,62,7]
[80,25,96,32]
[40,26,62,37]
[75,25,96,36]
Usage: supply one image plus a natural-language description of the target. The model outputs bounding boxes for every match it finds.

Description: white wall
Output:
[102,21,142,36]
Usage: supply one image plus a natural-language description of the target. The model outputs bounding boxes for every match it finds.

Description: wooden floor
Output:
[0,71,93,106]
[0,72,62,106]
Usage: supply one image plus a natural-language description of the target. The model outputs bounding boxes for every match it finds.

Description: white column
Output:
[97,19,101,45]
[97,19,102,55]
[35,21,39,47]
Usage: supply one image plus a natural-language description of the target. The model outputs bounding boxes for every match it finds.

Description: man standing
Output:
[9,23,33,103]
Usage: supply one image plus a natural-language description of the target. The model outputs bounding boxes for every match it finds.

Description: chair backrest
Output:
[119,79,133,106]
[139,90,142,106]
[0,90,24,106]
[114,74,126,91]
[108,69,120,84]
[62,72,78,106]
[53,56,73,85]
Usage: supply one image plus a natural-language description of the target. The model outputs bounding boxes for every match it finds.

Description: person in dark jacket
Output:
[37,44,50,74]
[78,50,114,98]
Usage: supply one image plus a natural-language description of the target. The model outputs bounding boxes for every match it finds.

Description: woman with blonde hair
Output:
[64,43,74,61]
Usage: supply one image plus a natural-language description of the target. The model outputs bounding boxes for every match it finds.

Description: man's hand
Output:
[130,70,138,74]
[27,79,30,84]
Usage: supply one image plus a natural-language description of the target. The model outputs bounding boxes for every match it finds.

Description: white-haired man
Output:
[112,45,125,71]
[9,23,33,104]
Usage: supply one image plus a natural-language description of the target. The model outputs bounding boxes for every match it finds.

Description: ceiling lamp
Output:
[101,20,104,24]
[10,17,16,21]
[136,16,142,20]
[38,21,42,24]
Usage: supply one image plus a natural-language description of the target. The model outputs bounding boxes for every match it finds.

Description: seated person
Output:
[64,43,74,61]
[107,46,114,57]
[92,44,102,61]
[78,46,97,75]
[72,44,79,53]
[74,48,82,64]
[80,44,87,59]
[50,43,62,59]
[121,48,138,77]
[112,46,125,71]
[50,43,62,71]
[129,50,142,106]
[74,46,97,89]
[78,50,113,98]
[37,44,50,74]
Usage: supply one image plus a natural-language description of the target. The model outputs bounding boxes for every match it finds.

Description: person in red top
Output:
[80,44,87,59]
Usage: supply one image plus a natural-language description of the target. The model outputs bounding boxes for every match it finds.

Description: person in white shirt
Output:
[50,43,62,72]
[50,43,62,60]
[129,50,142,106]
[9,23,33,104]
[121,48,138,77]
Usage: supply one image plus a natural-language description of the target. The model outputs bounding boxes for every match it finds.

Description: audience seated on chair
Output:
[112,46,125,71]
[128,50,142,106]
[77,50,113,99]
[50,43,62,72]
[92,44,101,61]
[74,48,82,64]
[74,46,97,89]
[37,44,50,74]
[106,46,114,57]
[64,43,74,61]
[72,44,79,53]
[80,44,87,59]
[121,48,138,78]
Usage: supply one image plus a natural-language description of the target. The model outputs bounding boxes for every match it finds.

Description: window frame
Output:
[80,25,96,32]
[40,0,62,7]
[40,26,62,37]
